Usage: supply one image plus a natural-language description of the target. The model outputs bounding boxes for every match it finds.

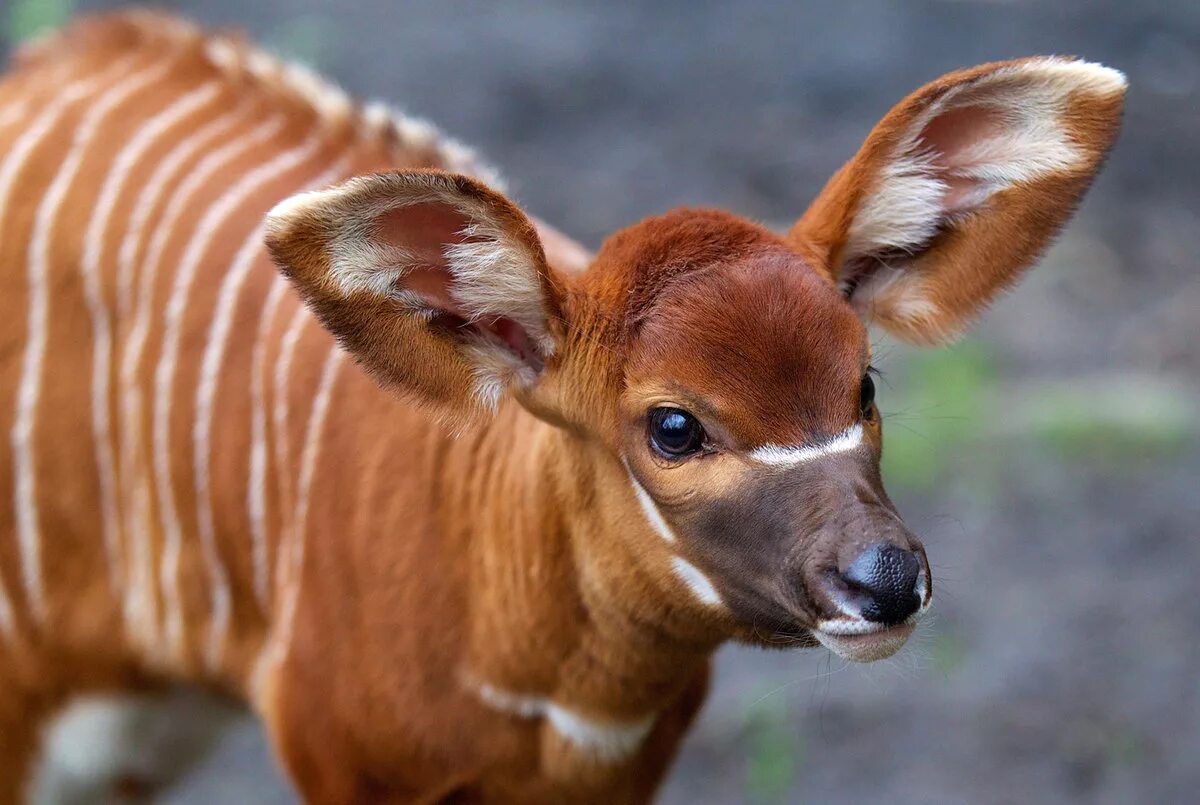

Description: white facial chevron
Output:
[749,423,864,467]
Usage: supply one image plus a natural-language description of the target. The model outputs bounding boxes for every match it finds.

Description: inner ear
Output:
[919,103,1015,215]
[375,204,545,370]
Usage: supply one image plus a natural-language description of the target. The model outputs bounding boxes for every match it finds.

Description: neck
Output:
[450,403,719,729]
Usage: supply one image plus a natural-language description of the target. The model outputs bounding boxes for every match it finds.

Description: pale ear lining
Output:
[836,58,1126,332]
[846,58,1126,264]
[265,173,558,407]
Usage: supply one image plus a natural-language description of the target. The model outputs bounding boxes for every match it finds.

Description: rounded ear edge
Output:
[264,169,575,416]
[788,56,1127,345]
[266,169,569,353]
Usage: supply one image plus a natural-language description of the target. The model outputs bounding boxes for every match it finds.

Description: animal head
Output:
[267,57,1125,662]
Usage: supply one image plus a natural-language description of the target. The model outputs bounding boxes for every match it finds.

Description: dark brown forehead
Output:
[627,246,867,448]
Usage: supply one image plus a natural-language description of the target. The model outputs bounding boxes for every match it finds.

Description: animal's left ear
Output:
[789,57,1126,343]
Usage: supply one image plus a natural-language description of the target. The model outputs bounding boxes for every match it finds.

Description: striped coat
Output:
[0,10,1127,804]
[1,15,663,804]
[0,12,531,785]
[0,12,496,665]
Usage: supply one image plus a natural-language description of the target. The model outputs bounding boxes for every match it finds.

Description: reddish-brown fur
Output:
[0,12,1123,803]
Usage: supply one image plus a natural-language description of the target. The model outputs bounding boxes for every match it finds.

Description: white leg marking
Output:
[32,689,239,803]
[114,101,250,649]
[251,347,343,698]
[2,55,141,624]
[749,423,865,467]
[155,132,326,670]
[671,556,722,607]
[123,115,283,660]
[192,154,347,665]
[472,679,655,761]
[247,279,288,612]
[624,461,676,543]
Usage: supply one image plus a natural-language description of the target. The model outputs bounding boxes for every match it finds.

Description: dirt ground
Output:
[6,1,1199,802]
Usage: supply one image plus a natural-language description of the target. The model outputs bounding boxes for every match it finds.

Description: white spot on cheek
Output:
[750,423,864,467]
[671,557,722,607]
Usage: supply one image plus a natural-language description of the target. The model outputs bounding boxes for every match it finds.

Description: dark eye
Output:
[648,407,706,458]
[859,373,876,416]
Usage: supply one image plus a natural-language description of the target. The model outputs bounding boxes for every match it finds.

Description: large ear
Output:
[789,57,1126,343]
[265,170,567,414]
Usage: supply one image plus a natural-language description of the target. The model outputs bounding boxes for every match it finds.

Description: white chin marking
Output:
[816,589,931,662]
[671,556,722,606]
[815,625,914,663]
[750,423,864,467]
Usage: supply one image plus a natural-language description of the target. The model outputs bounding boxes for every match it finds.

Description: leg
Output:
[0,656,56,805]
[31,687,241,805]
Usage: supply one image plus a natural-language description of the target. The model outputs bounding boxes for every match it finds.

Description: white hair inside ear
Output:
[846,59,1127,266]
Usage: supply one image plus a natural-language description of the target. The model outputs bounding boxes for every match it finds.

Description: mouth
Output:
[812,585,930,662]
[813,620,917,662]
[811,566,932,662]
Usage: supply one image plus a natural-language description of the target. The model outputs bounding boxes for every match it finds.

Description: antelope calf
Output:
[0,12,1124,803]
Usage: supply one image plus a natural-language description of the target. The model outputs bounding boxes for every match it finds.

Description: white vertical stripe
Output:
[115,100,251,647]
[251,347,343,699]
[81,82,223,623]
[0,64,73,135]
[0,101,29,131]
[2,54,140,625]
[272,307,309,516]
[247,279,288,611]
[115,100,252,317]
[288,348,343,607]
[191,153,346,668]
[117,114,282,659]
[27,58,174,617]
[152,129,321,667]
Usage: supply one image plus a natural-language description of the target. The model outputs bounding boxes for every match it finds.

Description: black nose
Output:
[841,544,922,624]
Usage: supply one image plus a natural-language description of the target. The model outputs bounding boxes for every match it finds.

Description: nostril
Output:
[841,544,921,625]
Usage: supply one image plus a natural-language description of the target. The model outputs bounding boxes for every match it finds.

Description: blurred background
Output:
[4,1,1198,802]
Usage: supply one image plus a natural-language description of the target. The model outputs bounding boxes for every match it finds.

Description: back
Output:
[0,11,490,683]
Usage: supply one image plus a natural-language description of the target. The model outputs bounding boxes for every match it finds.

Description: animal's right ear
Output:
[265,170,567,416]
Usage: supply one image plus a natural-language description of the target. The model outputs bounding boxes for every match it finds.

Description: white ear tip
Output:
[1020,57,1128,96]
[265,189,330,232]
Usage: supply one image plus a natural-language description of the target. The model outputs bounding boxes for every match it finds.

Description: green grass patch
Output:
[928,629,968,676]
[265,14,334,70]
[7,0,74,43]
[740,695,803,802]
[1016,376,1195,464]
[879,338,996,490]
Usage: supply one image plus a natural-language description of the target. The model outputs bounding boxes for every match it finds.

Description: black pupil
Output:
[650,408,703,457]
[860,374,876,414]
